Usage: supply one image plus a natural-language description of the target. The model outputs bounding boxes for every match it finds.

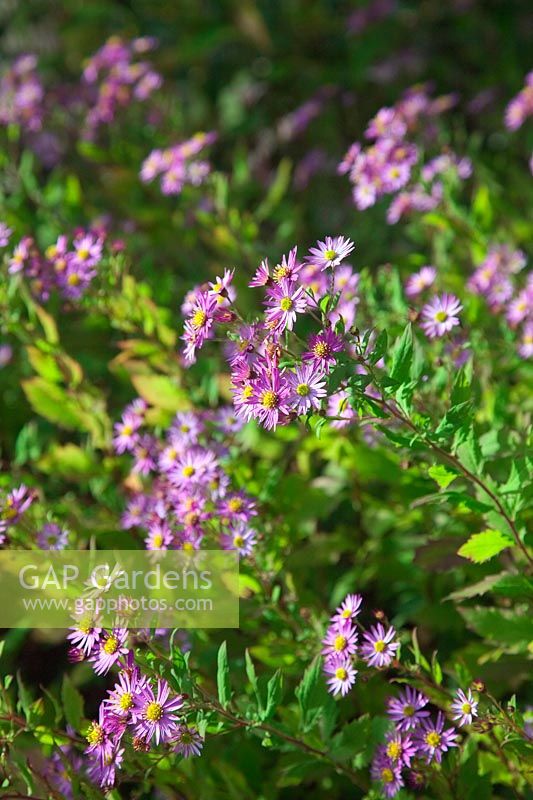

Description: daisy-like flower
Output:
[87,740,124,789]
[173,725,204,758]
[332,593,363,624]
[37,522,69,550]
[145,519,173,550]
[415,712,459,763]
[306,236,355,271]
[67,618,102,656]
[324,654,357,696]
[451,688,478,726]
[360,623,399,668]
[264,278,308,334]
[0,223,12,247]
[405,265,437,297]
[221,522,257,556]
[387,686,430,731]
[170,447,218,489]
[249,258,270,287]
[251,365,290,431]
[90,628,129,676]
[371,753,404,799]
[420,293,463,338]
[519,321,533,358]
[133,678,184,745]
[303,329,344,371]
[104,667,148,722]
[208,268,235,305]
[321,620,358,660]
[382,732,417,767]
[218,491,257,523]
[113,412,142,454]
[287,363,327,414]
[72,233,103,267]
[0,484,35,533]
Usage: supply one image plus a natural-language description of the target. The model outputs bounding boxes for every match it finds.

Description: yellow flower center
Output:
[461,702,472,714]
[296,383,310,396]
[145,701,163,721]
[381,768,394,783]
[86,723,104,745]
[403,704,415,717]
[242,384,253,399]
[261,390,277,409]
[374,640,385,653]
[386,741,402,760]
[103,636,119,655]
[182,465,195,477]
[425,731,441,748]
[313,342,329,358]
[77,248,90,261]
[274,265,290,281]
[280,296,293,311]
[192,309,207,328]
[233,535,245,548]
[212,281,223,292]
[334,635,347,652]
[180,424,190,432]
[182,542,195,553]
[54,258,67,272]
[228,497,243,512]
[122,424,133,436]
[335,667,347,680]
[435,310,448,322]
[324,249,337,261]
[119,692,134,711]
[67,273,80,286]
[341,609,351,618]
[152,533,164,548]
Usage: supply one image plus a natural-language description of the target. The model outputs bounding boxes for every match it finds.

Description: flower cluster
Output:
[5,228,105,301]
[82,36,162,140]
[504,71,533,131]
[140,131,217,195]
[78,649,200,790]
[113,399,258,557]
[338,85,471,222]
[0,54,44,132]
[468,245,532,357]
[321,593,399,697]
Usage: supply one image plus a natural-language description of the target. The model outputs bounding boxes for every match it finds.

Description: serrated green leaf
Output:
[261,670,283,721]
[458,530,514,563]
[428,464,458,489]
[389,324,413,384]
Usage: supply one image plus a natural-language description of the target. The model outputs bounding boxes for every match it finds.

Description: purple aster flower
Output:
[264,278,308,334]
[104,666,148,722]
[287,363,327,414]
[371,752,404,798]
[67,618,102,656]
[72,233,103,268]
[251,364,291,431]
[0,223,12,247]
[361,623,399,668]
[420,293,462,338]
[37,522,69,550]
[145,519,173,550]
[271,247,301,284]
[332,593,363,624]
[133,678,184,745]
[414,712,459,763]
[218,491,257,523]
[306,236,355,271]
[519,321,533,358]
[249,258,271,287]
[132,434,158,475]
[322,620,358,660]
[170,447,218,489]
[405,266,437,297]
[303,329,344,371]
[0,484,35,533]
[324,654,357,696]
[90,628,129,676]
[221,522,257,556]
[113,412,142,454]
[383,731,417,767]
[182,291,218,363]
[8,236,32,274]
[507,287,532,326]
[387,686,430,731]
[451,688,478,726]
[173,725,204,758]
[87,741,124,789]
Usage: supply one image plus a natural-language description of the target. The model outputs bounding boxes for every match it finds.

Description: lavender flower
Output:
[133,678,184,744]
[451,688,478,726]
[414,712,459,763]
[306,236,355,271]
[173,725,204,758]
[387,686,430,731]
[360,623,399,668]
[420,293,462,338]
[324,655,357,696]
[90,628,129,676]
[287,363,327,414]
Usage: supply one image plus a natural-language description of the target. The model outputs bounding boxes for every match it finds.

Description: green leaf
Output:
[261,670,283,721]
[460,607,532,648]
[61,675,84,731]
[428,464,458,489]
[295,657,328,731]
[493,574,533,600]
[457,530,514,563]
[331,716,371,761]
[245,649,264,714]
[370,329,388,365]
[22,378,87,430]
[217,641,231,708]
[389,323,413,384]
[131,374,190,412]
[16,671,33,720]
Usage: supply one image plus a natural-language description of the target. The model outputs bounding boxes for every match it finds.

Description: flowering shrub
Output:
[0,3,532,799]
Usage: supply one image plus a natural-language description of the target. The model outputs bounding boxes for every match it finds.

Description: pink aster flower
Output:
[371,753,404,799]
[324,654,357,696]
[221,522,257,556]
[90,628,129,676]
[519,321,533,358]
[271,246,301,283]
[113,412,142,454]
[264,278,308,334]
[303,329,344,370]
[145,519,173,550]
[451,688,478,727]
[72,233,103,267]
[361,623,399,668]
[0,484,35,533]
[405,265,437,297]
[133,678,184,745]
[420,293,462,338]
[287,363,327,414]
[306,236,355,271]
[332,593,363,624]
[173,725,204,758]
[321,620,358,660]
[414,712,459,763]
[381,732,417,768]
[0,223,12,247]
[104,666,148,722]
[249,258,271,287]
[251,364,291,430]
[507,288,532,326]
[387,686,430,731]
[67,620,102,656]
